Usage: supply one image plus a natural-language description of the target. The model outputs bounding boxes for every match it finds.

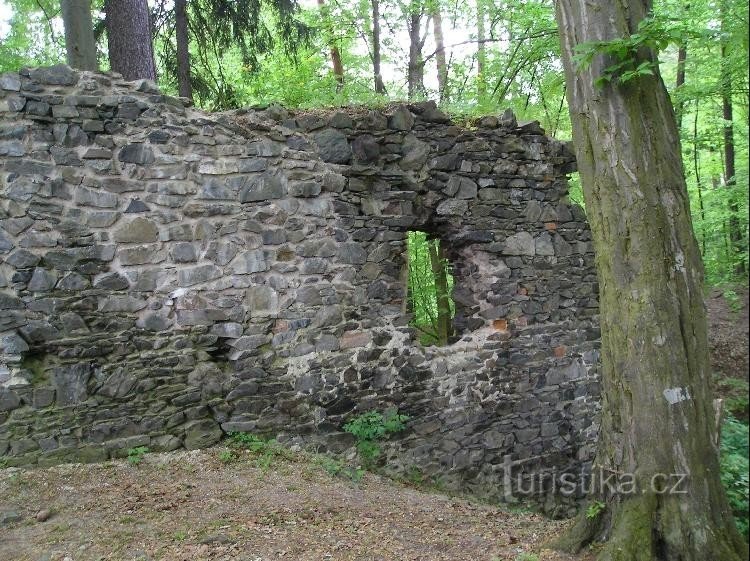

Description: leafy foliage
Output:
[343,410,409,467]
[407,231,455,345]
[720,415,749,540]
[126,446,149,466]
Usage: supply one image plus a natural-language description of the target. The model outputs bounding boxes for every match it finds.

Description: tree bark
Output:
[317,0,345,89]
[61,0,98,71]
[553,1,748,560]
[407,6,426,99]
[428,240,452,346]
[476,0,487,99]
[431,4,448,102]
[720,0,745,275]
[105,0,157,81]
[371,0,386,94]
[175,0,192,100]
[675,45,687,129]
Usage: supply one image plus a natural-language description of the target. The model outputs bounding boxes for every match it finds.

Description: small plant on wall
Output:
[343,409,409,468]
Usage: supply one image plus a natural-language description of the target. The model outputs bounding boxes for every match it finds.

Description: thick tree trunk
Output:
[431,5,448,102]
[371,0,386,94]
[428,240,452,346]
[61,0,98,71]
[553,1,747,560]
[476,0,487,99]
[175,0,192,100]
[720,0,745,275]
[317,0,345,89]
[105,0,157,81]
[407,9,426,99]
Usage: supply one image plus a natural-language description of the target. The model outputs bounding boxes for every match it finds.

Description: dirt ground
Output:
[0,448,590,561]
[707,286,749,381]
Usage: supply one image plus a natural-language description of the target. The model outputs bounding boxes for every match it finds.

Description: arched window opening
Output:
[406,231,456,346]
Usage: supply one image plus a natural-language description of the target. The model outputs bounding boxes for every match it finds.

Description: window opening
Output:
[406,230,456,346]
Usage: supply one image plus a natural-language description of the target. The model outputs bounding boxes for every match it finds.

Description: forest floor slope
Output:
[0,447,585,561]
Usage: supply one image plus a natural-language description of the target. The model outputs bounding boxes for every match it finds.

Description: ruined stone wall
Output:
[0,65,599,512]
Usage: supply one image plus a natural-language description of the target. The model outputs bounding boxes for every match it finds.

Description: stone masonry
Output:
[0,65,600,513]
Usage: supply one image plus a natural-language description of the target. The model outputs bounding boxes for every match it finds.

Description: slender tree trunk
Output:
[476,0,487,100]
[428,240,452,346]
[431,4,448,102]
[371,0,386,94]
[317,0,345,89]
[720,0,745,275]
[553,1,747,560]
[675,45,687,129]
[175,0,192,100]
[693,102,706,255]
[407,7,426,99]
[61,0,98,71]
[105,0,157,81]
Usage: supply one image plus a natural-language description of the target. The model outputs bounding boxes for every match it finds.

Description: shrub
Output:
[343,410,409,467]
[126,446,149,466]
[721,415,749,540]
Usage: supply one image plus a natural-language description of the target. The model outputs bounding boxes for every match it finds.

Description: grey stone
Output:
[299,239,337,258]
[178,264,222,286]
[6,249,40,268]
[0,333,29,354]
[0,72,21,91]
[245,285,278,316]
[98,370,138,399]
[114,218,159,243]
[232,250,268,274]
[436,199,468,216]
[338,242,367,264]
[388,106,415,130]
[53,363,91,406]
[311,128,351,164]
[119,143,155,165]
[535,233,555,256]
[30,65,79,86]
[238,174,285,202]
[57,272,89,290]
[27,267,58,292]
[98,295,147,312]
[0,388,20,412]
[94,272,130,290]
[74,187,118,209]
[503,232,535,256]
[183,420,223,450]
[124,199,150,213]
[171,242,198,263]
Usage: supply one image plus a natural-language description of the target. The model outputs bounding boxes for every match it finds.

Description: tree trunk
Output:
[407,8,426,99]
[61,0,98,71]
[175,0,192,100]
[476,0,487,100]
[105,0,157,81]
[317,0,345,90]
[553,1,747,560]
[675,45,687,129]
[720,0,745,275]
[428,240,452,346]
[371,0,386,94]
[431,4,448,102]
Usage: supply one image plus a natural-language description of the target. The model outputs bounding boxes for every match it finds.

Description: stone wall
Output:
[0,65,600,512]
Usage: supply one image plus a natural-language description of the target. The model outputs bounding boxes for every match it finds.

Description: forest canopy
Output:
[1,0,745,283]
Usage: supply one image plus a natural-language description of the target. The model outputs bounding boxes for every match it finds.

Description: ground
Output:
[1,289,746,561]
[0,447,589,561]
[707,285,749,419]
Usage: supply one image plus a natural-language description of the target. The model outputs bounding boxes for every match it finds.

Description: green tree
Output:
[553,1,747,559]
